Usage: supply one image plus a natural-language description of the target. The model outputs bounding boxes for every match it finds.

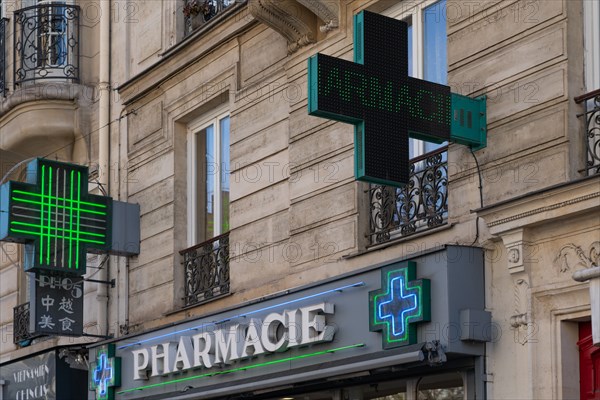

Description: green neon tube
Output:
[117,343,365,394]
[11,221,105,238]
[47,166,52,264]
[12,197,107,216]
[13,189,107,208]
[10,228,106,245]
[39,165,45,264]
[69,170,74,269]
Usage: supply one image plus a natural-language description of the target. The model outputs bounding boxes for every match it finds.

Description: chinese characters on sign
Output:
[30,274,84,336]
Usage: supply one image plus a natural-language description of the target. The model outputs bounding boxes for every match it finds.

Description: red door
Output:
[578,321,600,400]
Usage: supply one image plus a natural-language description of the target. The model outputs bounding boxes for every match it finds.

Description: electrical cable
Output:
[469,147,484,246]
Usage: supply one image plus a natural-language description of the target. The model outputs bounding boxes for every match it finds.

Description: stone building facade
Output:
[1,0,599,399]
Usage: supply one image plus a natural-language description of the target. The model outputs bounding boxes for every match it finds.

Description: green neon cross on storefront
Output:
[308,10,486,187]
[0,158,112,275]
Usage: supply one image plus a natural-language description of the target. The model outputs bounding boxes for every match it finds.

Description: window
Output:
[14,0,79,85]
[368,0,449,245]
[584,0,600,92]
[37,0,68,67]
[187,108,230,246]
[390,0,448,158]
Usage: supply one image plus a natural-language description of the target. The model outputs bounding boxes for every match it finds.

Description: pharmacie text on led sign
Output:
[0,158,112,275]
[129,303,335,380]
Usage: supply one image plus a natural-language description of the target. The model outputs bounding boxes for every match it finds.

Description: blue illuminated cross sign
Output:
[89,344,121,400]
[0,158,112,275]
[308,10,486,187]
[369,261,431,349]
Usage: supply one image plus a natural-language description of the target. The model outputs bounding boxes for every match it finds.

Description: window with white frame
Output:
[387,0,448,158]
[584,0,599,92]
[187,108,230,246]
[368,0,449,245]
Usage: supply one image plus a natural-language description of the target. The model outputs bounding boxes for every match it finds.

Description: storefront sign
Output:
[29,273,84,336]
[129,302,334,380]
[308,11,486,187]
[0,158,112,275]
[0,352,55,400]
[369,261,431,348]
[89,247,490,400]
[89,344,121,400]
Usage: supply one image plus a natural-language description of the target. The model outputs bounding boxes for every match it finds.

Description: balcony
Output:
[13,3,80,86]
[13,302,44,345]
[180,233,230,307]
[368,147,448,245]
[184,0,238,37]
[575,89,600,176]
[0,18,7,95]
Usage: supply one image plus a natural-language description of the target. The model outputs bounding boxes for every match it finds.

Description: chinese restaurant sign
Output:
[30,274,84,336]
[308,10,486,187]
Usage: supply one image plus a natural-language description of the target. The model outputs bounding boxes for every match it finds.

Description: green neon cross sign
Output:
[0,158,112,275]
[369,261,431,349]
[308,10,486,187]
[89,344,121,400]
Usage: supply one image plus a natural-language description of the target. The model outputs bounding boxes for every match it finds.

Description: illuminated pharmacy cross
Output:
[369,262,431,349]
[308,10,452,187]
[90,344,121,400]
[0,158,111,275]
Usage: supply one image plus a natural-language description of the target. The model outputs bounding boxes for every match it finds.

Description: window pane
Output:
[407,18,413,78]
[204,124,215,239]
[422,0,448,154]
[219,116,230,234]
[424,0,447,85]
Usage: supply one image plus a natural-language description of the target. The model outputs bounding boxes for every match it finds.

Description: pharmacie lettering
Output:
[131,303,335,380]
[320,65,450,125]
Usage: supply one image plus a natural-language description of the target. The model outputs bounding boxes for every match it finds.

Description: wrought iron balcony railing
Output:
[13,302,44,345]
[184,0,237,36]
[13,3,79,86]
[368,147,448,245]
[1,18,7,95]
[575,89,600,176]
[180,232,230,307]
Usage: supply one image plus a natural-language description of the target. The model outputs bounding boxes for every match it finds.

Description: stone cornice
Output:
[476,175,600,235]
[249,0,317,53]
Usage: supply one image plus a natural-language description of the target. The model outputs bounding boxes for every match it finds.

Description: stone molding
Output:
[555,242,600,274]
[248,0,317,53]
[488,192,600,227]
[295,0,339,32]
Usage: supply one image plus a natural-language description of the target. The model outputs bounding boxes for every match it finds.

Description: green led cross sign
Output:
[0,158,112,275]
[369,261,431,349]
[308,10,486,187]
[89,344,121,400]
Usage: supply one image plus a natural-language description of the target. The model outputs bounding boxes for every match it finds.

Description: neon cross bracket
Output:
[89,344,121,400]
[308,10,486,187]
[369,261,431,349]
[0,158,112,275]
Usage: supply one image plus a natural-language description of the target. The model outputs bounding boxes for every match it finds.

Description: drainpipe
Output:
[97,0,111,337]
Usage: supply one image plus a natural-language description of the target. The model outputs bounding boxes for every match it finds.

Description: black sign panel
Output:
[29,273,84,336]
[308,11,451,186]
[0,348,88,400]
[0,351,56,400]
